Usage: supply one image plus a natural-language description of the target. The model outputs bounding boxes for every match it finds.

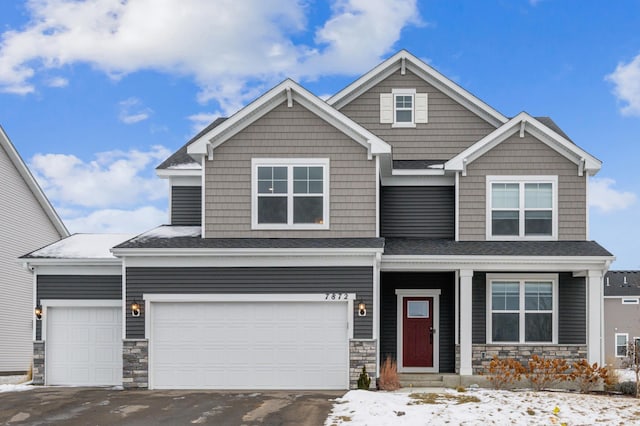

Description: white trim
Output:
[373,252,381,377]
[587,269,604,364]
[391,88,416,128]
[454,269,459,345]
[395,289,441,373]
[156,168,201,178]
[381,175,455,186]
[455,172,460,241]
[585,174,590,240]
[375,155,380,238]
[622,298,640,305]
[201,155,206,238]
[168,175,202,186]
[604,295,640,299]
[615,332,629,358]
[485,273,559,345]
[459,270,473,375]
[121,259,127,340]
[40,299,121,341]
[32,268,37,341]
[251,158,330,230]
[486,175,558,241]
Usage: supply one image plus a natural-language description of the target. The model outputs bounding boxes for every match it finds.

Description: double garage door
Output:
[150,300,350,389]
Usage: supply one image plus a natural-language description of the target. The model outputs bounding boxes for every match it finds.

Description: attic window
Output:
[380,89,428,127]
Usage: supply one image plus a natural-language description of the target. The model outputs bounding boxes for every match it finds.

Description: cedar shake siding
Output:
[380,186,455,239]
[458,133,587,241]
[35,275,122,340]
[171,186,201,226]
[204,101,376,238]
[125,266,373,340]
[338,69,497,160]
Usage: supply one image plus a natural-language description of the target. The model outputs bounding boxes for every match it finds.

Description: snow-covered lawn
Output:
[0,383,33,393]
[326,388,640,426]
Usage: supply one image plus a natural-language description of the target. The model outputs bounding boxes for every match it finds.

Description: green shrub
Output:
[617,380,637,396]
[357,365,371,390]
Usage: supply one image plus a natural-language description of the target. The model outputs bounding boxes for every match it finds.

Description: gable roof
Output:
[605,271,640,297]
[327,50,508,127]
[0,125,68,237]
[187,79,391,160]
[445,112,601,176]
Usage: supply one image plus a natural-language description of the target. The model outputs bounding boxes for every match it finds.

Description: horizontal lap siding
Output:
[472,273,487,344]
[338,70,496,160]
[126,267,373,340]
[380,272,455,373]
[205,101,376,238]
[381,186,454,238]
[171,186,201,225]
[36,275,122,340]
[459,133,586,241]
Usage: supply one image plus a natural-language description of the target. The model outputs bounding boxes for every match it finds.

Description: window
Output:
[622,298,639,304]
[379,89,427,127]
[487,176,558,240]
[252,159,329,229]
[487,274,558,344]
[395,93,414,124]
[616,333,628,357]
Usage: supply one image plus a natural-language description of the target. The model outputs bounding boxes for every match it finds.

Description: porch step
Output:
[398,373,460,388]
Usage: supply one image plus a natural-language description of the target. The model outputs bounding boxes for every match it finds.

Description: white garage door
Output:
[150,301,349,390]
[47,306,122,386]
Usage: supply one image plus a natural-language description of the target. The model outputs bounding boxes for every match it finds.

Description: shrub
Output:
[524,355,570,391]
[483,356,525,390]
[357,365,371,390]
[378,356,400,391]
[569,359,612,393]
[617,380,637,396]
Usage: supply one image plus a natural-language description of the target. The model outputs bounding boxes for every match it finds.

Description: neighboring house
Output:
[604,271,640,368]
[22,51,614,390]
[0,126,68,375]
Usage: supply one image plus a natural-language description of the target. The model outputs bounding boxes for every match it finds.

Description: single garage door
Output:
[150,301,349,389]
[46,306,122,386]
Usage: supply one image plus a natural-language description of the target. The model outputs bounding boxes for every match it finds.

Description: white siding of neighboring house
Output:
[0,141,65,373]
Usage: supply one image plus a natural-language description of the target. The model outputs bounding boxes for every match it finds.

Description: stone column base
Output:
[123,339,149,389]
[349,339,377,389]
[33,341,45,385]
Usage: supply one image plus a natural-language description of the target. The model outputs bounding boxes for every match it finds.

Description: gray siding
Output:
[338,69,497,160]
[35,275,122,340]
[171,186,201,225]
[381,186,454,238]
[0,142,65,372]
[126,267,373,339]
[604,298,640,367]
[459,132,587,241]
[472,272,586,345]
[380,272,455,373]
[205,101,376,238]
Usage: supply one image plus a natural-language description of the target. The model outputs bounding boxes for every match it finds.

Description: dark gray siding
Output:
[36,275,121,340]
[171,186,201,225]
[558,273,586,344]
[126,266,373,339]
[381,186,454,239]
[380,272,455,373]
[472,272,586,345]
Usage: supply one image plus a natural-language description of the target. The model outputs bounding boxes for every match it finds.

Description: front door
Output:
[402,297,433,368]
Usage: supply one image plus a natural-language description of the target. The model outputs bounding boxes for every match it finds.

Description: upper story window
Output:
[252,158,329,230]
[486,176,558,240]
[380,89,428,127]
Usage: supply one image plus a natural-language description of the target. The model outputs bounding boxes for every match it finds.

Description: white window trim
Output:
[486,175,558,241]
[391,88,416,128]
[251,158,330,230]
[486,273,559,344]
[622,298,640,304]
[615,332,629,358]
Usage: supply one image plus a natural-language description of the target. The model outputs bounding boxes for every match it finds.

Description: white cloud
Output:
[589,177,637,213]
[187,112,221,135]
[29,145,170,209]
[0,0,421,114]
[606,53,640,116]
[46,76,68,87]
[64,206,168,233]
[118,97,152,124]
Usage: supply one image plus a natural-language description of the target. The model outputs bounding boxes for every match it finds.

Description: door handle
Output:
[429,326,436,343]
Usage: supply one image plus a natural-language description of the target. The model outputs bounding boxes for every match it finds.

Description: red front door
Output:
[402,297,433,368]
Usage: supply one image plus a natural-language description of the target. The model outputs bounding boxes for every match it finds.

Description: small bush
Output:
[483,356,525,390]
[570,359,612,393]
[524,355,570,391]
[456,385,467,393]
[378,356,400,391]
[617,380,637,396]
[357,365,371,390]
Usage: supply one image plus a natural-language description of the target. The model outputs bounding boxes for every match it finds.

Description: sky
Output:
[0,0,639,268]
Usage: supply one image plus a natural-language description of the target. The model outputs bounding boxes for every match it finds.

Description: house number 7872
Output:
[325,293,349,300]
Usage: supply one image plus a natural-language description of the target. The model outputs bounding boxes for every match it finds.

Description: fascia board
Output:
[156,169,202,178]
[22,258,122,267]
[111,247,384,257]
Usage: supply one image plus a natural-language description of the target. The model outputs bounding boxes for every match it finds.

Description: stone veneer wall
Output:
[471,344,588,374]
[350,339,377,389]
[123,339,148,389]
[33,341,45,385]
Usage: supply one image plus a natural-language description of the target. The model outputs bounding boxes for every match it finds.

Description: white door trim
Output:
[395,289,441,373]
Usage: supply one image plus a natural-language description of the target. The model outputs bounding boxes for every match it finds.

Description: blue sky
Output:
[0,0,638,268]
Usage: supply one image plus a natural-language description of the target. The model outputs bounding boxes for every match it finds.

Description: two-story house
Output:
[22,51,613,390]
[604,271,640,367]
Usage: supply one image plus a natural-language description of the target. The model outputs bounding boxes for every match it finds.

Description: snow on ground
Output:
[0,382,33,393]
[326,389,640,426]
[616,369,638,382]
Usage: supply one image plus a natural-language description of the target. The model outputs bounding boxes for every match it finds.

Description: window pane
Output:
[293,197,323,224]
[258,181,272,194]
[293,180,307,194]
[396,110,412,122]
[273,180,288,194]
[617,334,628,346]
[308,167,323,179]
[293,166,307,180]
[492,313,519,342]
[308,181,323,194]
[273,167,287,180]
[492,211,519,236]
[396,95,412,108]
[257,197,287,223]
[525,313,552,342]
[525,282,553,310]
[257,167,272,180]
[525,183,552,208]
[407,301,429,318]
[617,345,628,357]
[525,211,552,235]
[258,166,287,194]
[492,183,519,209]
[492,282,520,311]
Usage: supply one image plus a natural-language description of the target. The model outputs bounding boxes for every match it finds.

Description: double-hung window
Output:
[615,333,628,357]
[487,176,557,240]
[488,274,558,344]
[252,159,329,229]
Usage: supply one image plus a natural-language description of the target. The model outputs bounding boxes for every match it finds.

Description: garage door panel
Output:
[151,301,348,389]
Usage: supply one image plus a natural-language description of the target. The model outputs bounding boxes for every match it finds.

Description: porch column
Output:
[587,269,604,365]
[459,269,474,375]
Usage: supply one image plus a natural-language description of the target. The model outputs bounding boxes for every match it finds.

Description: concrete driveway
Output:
[0,387,344,425]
